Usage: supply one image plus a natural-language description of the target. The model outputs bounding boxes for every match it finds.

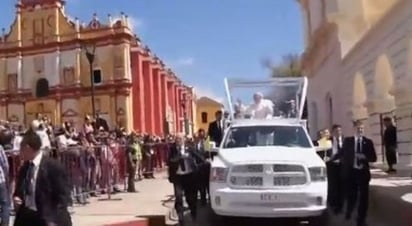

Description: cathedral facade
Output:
[0,0,194,135]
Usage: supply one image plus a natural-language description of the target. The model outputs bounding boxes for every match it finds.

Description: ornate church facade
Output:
[299,0,412,165]
[0,0,194,135]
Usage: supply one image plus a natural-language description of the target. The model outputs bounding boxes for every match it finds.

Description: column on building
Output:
[142,54,155,134]
[364,101,383,162]
[166,77,176,134]
[393,80,412,165]
[151,60,162,135]
[174,84,180,133]
[130,48,146,132]
[159,69,167,135]
[186,88,194,133]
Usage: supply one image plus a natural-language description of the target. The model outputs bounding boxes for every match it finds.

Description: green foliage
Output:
[263,54,302,77]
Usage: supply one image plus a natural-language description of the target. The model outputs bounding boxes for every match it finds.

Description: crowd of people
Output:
[0,105,395,226]
[0,113,184,226]
[314,117,396,226]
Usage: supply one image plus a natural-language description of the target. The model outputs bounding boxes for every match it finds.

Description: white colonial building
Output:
[299,0,412,165]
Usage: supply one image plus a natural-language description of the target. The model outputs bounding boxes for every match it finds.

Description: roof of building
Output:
[196,96,224,107]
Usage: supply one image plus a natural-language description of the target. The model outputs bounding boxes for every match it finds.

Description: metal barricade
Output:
[5,142,128,206]
[5,140,171,206]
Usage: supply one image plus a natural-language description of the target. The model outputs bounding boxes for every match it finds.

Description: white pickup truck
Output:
[209,77,328,225]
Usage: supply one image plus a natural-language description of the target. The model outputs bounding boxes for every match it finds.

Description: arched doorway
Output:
[35,78,50,98]
[352,73,368,120]
[374,55,396,162]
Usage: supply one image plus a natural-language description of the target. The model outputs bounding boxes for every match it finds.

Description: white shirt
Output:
[13,136,23,151]
[25,152,43,211]
[36,130,51,151]
[246,99,274,119]
[256,132,274,146]
[331,136,342,163]
[354,136,364,169]
[176,146,192,175]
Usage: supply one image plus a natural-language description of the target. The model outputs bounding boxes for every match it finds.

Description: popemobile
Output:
[208,77,329,225]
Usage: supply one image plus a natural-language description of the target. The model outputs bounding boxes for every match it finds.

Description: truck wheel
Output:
[308,211,329,226]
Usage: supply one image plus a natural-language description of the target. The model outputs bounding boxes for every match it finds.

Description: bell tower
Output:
[15,0,67,46]
[19,0,65,7]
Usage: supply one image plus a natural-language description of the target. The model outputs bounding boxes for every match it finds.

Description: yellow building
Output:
[195,97,223,132]
[0,0,134,130]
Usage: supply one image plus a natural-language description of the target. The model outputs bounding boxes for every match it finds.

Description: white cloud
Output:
[127,16,144,31]
[194,86,225,104]
[110,15,143,32]
[176,57,195,66]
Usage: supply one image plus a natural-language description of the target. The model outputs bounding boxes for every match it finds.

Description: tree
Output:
[263,53,307,119]
[263,53,302,77]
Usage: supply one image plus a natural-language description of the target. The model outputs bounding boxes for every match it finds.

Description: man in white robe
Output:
[31,120,51,152]
[245,92,274,119]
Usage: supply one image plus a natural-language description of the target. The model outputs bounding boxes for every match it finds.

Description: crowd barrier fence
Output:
[5,141,170,206]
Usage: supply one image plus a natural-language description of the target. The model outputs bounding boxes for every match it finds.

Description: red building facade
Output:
[130,41,194,136]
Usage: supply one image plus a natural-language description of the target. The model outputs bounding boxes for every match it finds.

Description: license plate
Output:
[260,193,278,201]
[273,177,290,186]
[230,176,263,186]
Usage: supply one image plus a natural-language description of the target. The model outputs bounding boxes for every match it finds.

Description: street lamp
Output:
[82,42,97,117]
[180,93,189,135]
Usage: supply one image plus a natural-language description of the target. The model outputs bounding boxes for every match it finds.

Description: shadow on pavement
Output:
[179,204,312,226]
[136,215,166,226]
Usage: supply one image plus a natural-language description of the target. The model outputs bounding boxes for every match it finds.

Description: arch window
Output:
[35,78,49,98]
[93,69,102,84]
[201,112,208,123]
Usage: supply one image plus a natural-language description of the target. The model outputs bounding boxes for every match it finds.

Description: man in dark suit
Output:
[13,131,72,226]
[207,110,224,147]
[326,124,344,214]
[195,129,211,206]
[332,120,377,226]
[383,116,397,173]
[168,134,206,226]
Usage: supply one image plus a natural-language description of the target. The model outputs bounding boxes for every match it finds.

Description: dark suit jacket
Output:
[14,156,72,226]
[333,136,377,180]
[326,136,344,158]
[167,143,206,183]
[208,120,224,146]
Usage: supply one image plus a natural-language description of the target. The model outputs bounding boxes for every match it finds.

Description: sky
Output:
[0,0,303,104]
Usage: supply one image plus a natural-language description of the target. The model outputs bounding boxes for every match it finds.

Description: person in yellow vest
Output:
[126,132,142,192]
[317,129,332,161]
